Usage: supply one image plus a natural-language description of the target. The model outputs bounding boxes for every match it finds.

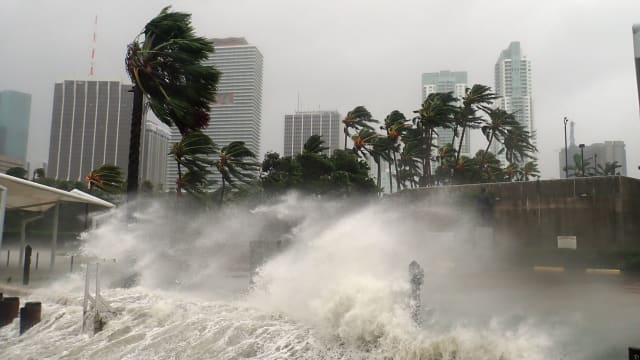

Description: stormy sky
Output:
[1,0,639,178]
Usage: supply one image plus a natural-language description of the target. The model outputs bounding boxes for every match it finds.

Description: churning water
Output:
[1,193,638,359]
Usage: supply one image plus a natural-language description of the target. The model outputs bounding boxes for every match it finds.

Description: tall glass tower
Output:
[494,42,534,161]
[0,90,31,163]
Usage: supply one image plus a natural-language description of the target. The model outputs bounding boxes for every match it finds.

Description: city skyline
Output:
[2,2,639,180]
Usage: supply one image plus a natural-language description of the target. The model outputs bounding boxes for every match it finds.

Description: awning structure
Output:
[0,174,114,212]
[0,173,115,270]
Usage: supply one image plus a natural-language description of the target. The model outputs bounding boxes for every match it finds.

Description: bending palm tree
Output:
[170,130,217,195]
[303,134,329,155]
[454,84,497,164]
[480,108,519,166]
[125,6,220,198]
[382,110,409,192]
[215,142,259,203]
[343,106,377,149]
[85,164,124,193]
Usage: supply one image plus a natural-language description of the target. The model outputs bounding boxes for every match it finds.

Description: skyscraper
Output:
[494,42,534,160]
[283,110,341,157]
[166,37,263,191]
[633,24,640,111]
[47,80,132,181]
[0,90,31,163]
[47,80,168,185]
[557,141,627,177]
[421,71,469,155]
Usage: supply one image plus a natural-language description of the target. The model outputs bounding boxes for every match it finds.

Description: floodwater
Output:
[1,194,639,359]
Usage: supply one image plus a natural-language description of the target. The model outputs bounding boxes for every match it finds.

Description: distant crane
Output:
[88,15,98,77]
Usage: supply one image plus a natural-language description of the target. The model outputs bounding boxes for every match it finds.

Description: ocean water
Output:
[1,194,638,359]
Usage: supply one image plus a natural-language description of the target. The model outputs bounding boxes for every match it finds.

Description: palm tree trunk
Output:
[388,155,393,194]
[456,126,467,164]
[220,177,225,204]
[127,85,144,201]
[344,128,348,150]
[176,162,182,195]
[393,151,400,192]
[482,132,495,165]
[377,160,381,195]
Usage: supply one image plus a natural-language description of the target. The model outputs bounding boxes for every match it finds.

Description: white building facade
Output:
[283,110,341,157]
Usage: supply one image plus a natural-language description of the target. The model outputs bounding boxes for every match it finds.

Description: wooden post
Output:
[22,245,32,285]
[19,302,41,335]
[0,297,19,326]
[35,252,39,270]
[70,255,74,273]
[5,249,9,267]
[50,203,59,271]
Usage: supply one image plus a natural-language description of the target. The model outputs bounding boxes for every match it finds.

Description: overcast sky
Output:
[1,0,639,178]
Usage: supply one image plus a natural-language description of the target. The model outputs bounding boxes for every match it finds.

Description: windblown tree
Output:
[343,106,377,150]
[215,142,258,203]
[125,6,220,198]
[413,92,458,186]
[453,84,497,164]
[6,167,28,179]
[303,134,329,155]
[398,126,426,189]
[499,123,537,164]
[169,130,217,195]
[480,108,519,166]
[382,110,409,192]
[85,164,124,193]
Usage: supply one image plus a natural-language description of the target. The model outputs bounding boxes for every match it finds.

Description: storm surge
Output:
[2,193,630,359]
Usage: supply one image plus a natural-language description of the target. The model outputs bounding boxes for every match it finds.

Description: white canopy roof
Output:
[0,173,115,212]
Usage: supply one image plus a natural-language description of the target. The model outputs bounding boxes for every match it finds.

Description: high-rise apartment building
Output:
[283,110,341,157]
[633,24,640,111]
[494,42,534,161]
[47,80,169,186]
[166,37,263,191]
[421,71,469,155]
[0,90,31,163]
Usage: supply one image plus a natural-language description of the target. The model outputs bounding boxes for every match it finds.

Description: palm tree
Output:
[343,106,377,149]
[382,110,409,192]
[453,84,497,164]
[520,161,540,181]
[85,164,124,193]
[32,168,45,180]
[413,92,458,186]
[503,163,522,182]
[398,127,425,189]
[6,167,27,179]
[499,123,537,164]
[480,108,519,165]
[169,130,217,195]
[303,134,329,155]
[597,161,622,176]
[125,6,220,198]
[215,142,258,203]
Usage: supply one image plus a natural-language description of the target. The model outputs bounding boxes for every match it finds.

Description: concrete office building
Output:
[166,37,263,191]
[283,110,341,157]
[47,80,133,181]
[47,80,169,186]
[494,42,535,162]
[421,71,469,155]
[0,90,31,164]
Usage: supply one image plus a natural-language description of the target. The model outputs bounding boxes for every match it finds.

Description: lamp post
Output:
[579,144,585,177]
[563,117,569,178]
[594,153,598,175]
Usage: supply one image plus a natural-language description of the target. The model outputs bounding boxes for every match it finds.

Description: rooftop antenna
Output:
[297,91,300,112]
[88,15,98,77]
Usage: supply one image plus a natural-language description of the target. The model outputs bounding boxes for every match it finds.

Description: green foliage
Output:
[86,164,125,193]
[6,167,28,179]
[126,6,220,135]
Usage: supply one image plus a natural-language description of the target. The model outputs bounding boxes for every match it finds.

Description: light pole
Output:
[563,117,569,178]
[594,153,598,175]
[579,144,585,177]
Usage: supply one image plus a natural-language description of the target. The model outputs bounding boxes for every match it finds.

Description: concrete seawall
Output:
[401,176,640,253]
